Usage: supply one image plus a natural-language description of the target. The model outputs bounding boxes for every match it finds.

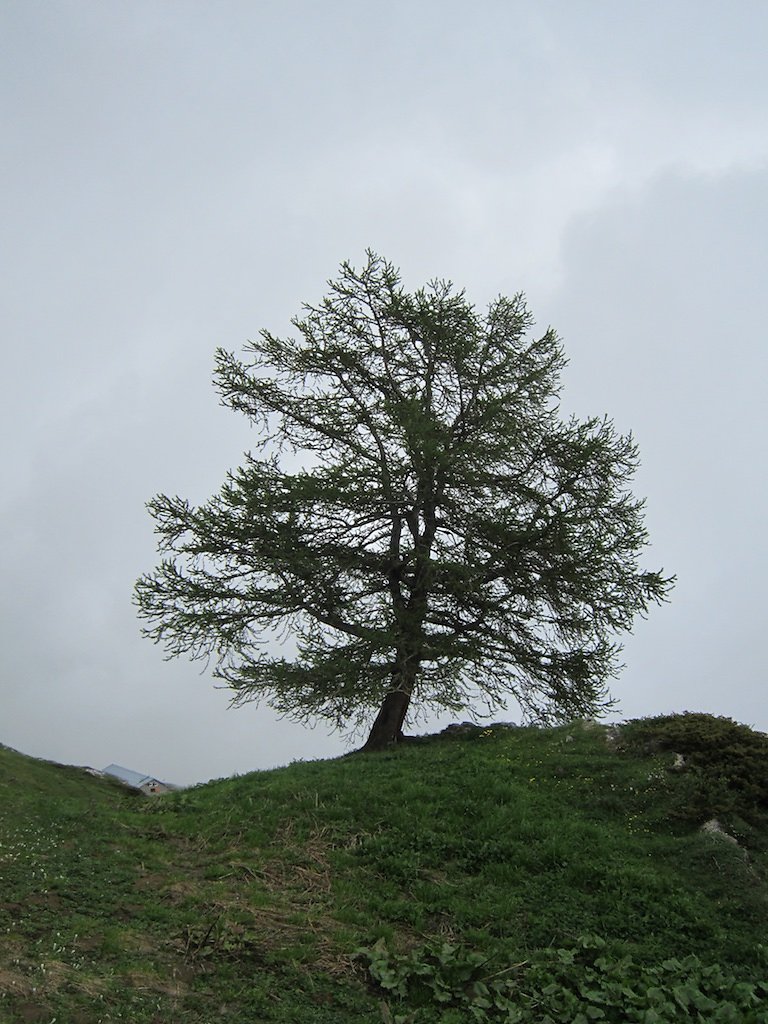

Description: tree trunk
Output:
[361,687,412,751]
[362,607,424,751]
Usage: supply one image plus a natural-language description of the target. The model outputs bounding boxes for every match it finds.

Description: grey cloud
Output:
[541,167,768,730]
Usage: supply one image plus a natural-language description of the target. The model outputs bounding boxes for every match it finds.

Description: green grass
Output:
[0,716,767,1022]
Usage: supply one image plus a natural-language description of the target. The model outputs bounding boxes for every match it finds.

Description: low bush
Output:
[360,934,768,1023]
[619,713,768,834]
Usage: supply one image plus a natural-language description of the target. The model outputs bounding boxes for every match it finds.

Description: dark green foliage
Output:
[135,253,672,745]
[360,936,768,1023]
[619,713,768,833]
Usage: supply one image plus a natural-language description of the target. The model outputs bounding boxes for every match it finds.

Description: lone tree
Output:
[135,253,672,751]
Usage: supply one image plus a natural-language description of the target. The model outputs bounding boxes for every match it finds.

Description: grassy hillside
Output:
[1,716,767,1023]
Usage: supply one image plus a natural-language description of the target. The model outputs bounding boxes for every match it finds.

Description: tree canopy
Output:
[135,253,673,750]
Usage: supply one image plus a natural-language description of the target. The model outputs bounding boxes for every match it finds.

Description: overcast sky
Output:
[2,2,766,787]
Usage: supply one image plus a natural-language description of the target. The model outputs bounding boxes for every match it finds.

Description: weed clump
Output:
[619,712,768,837]
[359,934,768,1023]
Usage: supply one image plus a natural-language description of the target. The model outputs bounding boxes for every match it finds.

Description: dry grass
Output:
[0,965,34,998]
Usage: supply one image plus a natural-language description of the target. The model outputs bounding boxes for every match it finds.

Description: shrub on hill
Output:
[619,712,768,839]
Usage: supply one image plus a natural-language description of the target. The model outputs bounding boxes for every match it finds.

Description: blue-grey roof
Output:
[103,763,160,788]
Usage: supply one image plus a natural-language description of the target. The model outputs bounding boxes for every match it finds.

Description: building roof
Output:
[102,763,163,789]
